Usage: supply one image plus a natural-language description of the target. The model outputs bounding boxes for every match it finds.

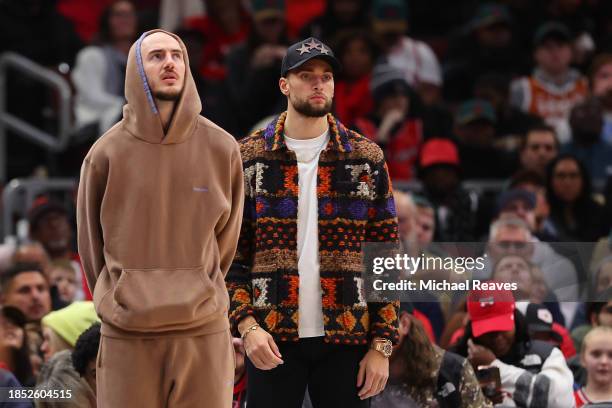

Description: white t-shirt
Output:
[284,130,329,338]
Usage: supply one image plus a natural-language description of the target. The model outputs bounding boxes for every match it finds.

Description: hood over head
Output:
[123,29,202,144]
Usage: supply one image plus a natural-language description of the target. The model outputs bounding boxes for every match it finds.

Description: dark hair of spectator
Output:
[246,17,289,53]
[395,313,437,395]
[588,287,612,319]
[520,123,559,151]
[8,330,34,387]
[509,169,546,188]
[0,263,46,293]
[72,323,101,377]
[588,301,609,322]
[452,309,529,358]
[333,29,379,77]
[0,309,34,386]
[96,0,136,45]
[545,153,593,215]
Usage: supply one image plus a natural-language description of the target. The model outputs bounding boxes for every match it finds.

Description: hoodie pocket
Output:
[111,265,217,331]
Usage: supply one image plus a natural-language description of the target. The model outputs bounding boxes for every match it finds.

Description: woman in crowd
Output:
[574,326,612,406]
[332,30,378,128]
[40,302,99,363]
[546,154,609,242]
[0,307,34,387]
[354,64,424,182]
[185,0,250,81]
[71,0,137,137]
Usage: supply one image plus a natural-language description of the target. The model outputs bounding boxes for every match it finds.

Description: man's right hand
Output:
[239,318,284,370]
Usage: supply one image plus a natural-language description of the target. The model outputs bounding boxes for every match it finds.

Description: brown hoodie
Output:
[77,29,244,338]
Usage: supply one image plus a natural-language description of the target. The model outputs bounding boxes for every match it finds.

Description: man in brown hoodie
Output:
[77,30,244,408]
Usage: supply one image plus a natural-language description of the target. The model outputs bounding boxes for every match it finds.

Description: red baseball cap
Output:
[467,286,515,337]
[419,138,460,168]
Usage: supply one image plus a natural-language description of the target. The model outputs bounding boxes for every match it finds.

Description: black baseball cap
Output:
[281,37,341,77]
[533,22,572,46]
[525,303,562,343]
[28,197,68,231]
[497,189,536,214]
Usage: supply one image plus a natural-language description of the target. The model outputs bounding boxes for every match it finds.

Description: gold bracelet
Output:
[241,323,260,340]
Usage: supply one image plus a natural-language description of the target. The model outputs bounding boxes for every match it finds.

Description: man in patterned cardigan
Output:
[226,37,400,408]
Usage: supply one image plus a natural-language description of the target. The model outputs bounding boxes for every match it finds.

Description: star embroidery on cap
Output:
[305,39,320,50]
[318,45,330,54]
[296,43,311,55]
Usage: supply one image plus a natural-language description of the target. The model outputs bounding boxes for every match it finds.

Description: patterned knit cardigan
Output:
[226,112,400,345]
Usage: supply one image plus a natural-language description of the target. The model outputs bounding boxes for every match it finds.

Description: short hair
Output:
[489,217,531,243]
[521,124,559,151]
[72,323,101,377]
[0,262,46,293]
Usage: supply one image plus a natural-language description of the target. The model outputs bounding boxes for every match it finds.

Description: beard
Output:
[154,89,181,101]
[290,95,332,117]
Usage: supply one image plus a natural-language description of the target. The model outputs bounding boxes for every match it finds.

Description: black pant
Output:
[246,337,371,408]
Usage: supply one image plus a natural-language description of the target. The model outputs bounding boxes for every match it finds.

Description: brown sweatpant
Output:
[97,330,235,408]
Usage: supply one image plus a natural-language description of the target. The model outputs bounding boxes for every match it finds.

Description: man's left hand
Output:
[356,349,389,400]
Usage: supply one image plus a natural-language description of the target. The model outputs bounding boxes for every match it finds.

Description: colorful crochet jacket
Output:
[226,112,400,345]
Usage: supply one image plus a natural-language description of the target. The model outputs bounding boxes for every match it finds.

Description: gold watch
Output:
[371,338,393,358]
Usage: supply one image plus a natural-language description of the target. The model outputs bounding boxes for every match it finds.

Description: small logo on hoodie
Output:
[193,187,208,192]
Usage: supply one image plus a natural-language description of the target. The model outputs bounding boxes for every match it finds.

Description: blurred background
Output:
[0,2,610,405]
[2,0,612,245]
